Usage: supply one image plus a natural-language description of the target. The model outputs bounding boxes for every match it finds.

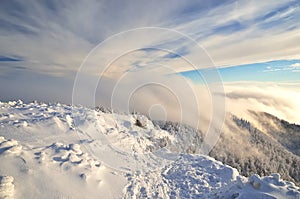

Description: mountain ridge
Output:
[0,100,299,198]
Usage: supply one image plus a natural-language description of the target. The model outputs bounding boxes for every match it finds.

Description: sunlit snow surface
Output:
[0,100,299,199]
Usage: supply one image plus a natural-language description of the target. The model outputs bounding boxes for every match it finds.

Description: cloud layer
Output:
[224,82,300,124]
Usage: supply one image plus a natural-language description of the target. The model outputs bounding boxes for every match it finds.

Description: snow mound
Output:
[0,137,22,155]
[35,142,104,178]
[162,155,239,198]
[0,176,14,199]
[124,154,239,198]
[216,173,300,199]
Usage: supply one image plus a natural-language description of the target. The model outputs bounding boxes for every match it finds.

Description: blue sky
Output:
[181,60,300,83]
[0,0,300,102]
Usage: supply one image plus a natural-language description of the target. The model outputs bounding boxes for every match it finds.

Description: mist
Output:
[224,82,300,125]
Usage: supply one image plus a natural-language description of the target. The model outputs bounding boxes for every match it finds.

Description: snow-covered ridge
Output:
[0,100,299,198]
[154,116,300,186]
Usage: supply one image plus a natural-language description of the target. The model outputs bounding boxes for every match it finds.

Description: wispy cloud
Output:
[261,61,300,73]
[1,0,300,78]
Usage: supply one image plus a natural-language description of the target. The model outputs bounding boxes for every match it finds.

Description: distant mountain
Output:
[249,111,300,156]
[215,114,300,185]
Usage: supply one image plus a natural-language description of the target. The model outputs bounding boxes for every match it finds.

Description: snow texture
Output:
[0,100,299,199]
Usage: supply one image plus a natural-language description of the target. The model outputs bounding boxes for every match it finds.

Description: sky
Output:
[0,0,299,113]
[2,0,300,166]
[182,59,300,83]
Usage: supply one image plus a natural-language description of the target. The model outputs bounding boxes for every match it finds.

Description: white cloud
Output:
[291,63,300,67]
[0,0,192,76]
[224,82,300,124]
[172,0,300,68]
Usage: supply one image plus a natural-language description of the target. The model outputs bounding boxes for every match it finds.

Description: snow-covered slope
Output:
[249,111,300,156]
[0,100,299,199]
[155,116,300,186]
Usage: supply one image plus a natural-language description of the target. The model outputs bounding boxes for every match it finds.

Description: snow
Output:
[0,100,299,199]
[0,175,14,199]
